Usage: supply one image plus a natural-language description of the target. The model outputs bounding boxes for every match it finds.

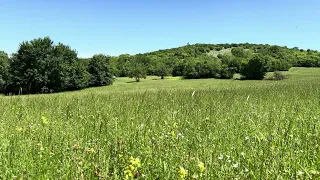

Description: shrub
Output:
[220,67,236,79]
[265,71,287,80]
[240,55,268,80]
[172,64,185,76]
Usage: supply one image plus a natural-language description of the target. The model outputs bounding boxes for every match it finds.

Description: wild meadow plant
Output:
[0,68,320,179]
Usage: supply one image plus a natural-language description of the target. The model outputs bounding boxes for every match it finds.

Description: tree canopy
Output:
[0,51,9,92]
[240,55,269,80]
[1,37,113,94]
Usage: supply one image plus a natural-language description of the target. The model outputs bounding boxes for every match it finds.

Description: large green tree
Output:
[113,54,132,77]
[8,37,54,94]
[153,56,172,79]
[231,47,248,58]
[240,55,268,80]
[6,37,93,94]
[127,54,150,82]
[0,51,9,93]
[48,43,79,92]
[154,62,171,79]
[88,54,113,86]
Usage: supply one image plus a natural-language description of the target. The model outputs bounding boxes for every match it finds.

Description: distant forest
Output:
[1,37,320,94]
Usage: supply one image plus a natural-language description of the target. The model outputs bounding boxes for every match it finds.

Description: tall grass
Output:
[0,68,320,179]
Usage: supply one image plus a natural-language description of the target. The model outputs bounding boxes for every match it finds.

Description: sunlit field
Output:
[1,68,320,179]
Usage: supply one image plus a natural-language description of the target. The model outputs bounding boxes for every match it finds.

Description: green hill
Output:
[111,43,320,79]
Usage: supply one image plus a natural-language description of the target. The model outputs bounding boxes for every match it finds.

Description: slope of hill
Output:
[111,43,320,79]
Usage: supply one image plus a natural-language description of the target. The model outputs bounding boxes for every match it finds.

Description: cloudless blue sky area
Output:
[1,0,319,57]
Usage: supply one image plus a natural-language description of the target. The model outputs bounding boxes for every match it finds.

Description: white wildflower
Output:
[233,163,239,168]
[177,133,183,137]
[298,170,304,176]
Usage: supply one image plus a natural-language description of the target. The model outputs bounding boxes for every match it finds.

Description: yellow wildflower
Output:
[129,156,141,167]
[15,127,23,132]
[124,156,141,179]
[129,165,135,171]
[171,130,175,137]
[178,166,188,179]
[173,122,178,128]
[41,116,49,125]
[197,161,206,173]
[87,148,95,153]
[124,169,133,180]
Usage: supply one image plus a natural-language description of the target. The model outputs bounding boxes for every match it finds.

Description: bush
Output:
[220,67,236,79]
[265,71,287,80]
[172,64,185,76]
[240,55,268,80]
[183,57,221,79]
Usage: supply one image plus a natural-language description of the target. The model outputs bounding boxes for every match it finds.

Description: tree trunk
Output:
[28,83,32,94]
[161,75,164,79]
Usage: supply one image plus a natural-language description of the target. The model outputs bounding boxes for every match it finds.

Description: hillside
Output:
[111,43,320,79]
[143,43,319,62]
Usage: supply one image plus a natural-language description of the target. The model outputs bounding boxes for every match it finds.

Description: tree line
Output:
[1,37,320,95]
[0,37,113,94]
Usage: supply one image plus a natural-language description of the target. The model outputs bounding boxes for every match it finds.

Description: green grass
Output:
[1,67,320,179]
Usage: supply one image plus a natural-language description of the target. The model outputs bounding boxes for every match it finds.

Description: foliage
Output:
[265,71,287,80]
[112,54,132,77]
[88,54,113,86]
[240,55,269,80]
[7,37,55,94]
[231,47,248,58]
[132,43,320,80]
[172,62,185,76]
[154,61,171,79]
[67,59,92,90]
[0,51,9,93]
[3,37,113,94]
[183,56,221,79]
[220,66,236,79]
[127,54,150,82]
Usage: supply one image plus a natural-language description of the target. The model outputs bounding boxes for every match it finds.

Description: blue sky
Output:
[0,0,319,57]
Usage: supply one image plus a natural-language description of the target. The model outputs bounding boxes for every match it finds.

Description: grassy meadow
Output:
[1,68,320,179]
